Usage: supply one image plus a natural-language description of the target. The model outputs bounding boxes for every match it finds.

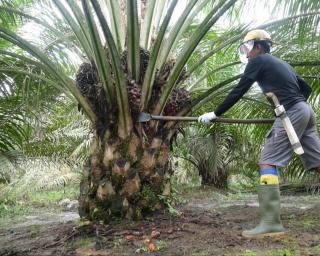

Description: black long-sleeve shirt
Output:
[215,76,254,116]
[214,54,311,116]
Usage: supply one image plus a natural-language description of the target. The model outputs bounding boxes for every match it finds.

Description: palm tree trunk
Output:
[200,164,228,189]
[78,130,172,222]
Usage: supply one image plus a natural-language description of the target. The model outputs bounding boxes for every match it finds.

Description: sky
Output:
[172,0,281,28]
[19,0,283,46]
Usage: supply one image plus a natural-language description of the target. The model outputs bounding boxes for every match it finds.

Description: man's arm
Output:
[198,55,261,123]
[214,76,255,116]
[296,75,312,100]
[198,76,255,123]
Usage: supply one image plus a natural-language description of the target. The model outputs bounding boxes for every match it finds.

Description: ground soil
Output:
[1,188,320,256]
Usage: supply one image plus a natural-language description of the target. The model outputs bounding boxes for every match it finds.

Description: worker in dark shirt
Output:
[198,29,320,238]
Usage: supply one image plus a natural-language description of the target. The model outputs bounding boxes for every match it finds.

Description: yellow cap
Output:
[243,29,272,43]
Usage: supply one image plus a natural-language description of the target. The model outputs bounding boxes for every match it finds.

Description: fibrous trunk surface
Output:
[76,48,190,222]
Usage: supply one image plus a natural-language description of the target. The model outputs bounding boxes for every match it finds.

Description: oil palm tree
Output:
[0,0,319,222]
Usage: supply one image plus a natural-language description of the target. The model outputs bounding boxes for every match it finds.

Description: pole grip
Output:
[265,92,280,106]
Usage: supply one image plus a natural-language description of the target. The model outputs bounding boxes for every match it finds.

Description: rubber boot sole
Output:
[242,231,285,239]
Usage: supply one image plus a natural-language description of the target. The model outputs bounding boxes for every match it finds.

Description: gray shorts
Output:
[259,101,320,170]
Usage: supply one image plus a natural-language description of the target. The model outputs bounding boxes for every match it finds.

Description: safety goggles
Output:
[238,40,254,63]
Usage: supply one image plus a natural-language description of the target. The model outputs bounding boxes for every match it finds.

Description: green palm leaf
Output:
[0,28,97,122]
[140,0,178,111]
[80,0,114,107]
[90,0,132,138]
[153,0,237,115]
[105,0,125,52]
[140,0,156,50]
[127,0,140,81]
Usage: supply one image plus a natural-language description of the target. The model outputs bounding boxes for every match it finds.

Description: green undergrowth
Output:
[224,248,303,256]
[24,185,79,206]
[68,237,93,250]
[175,180,257,203]
[228,231,320,256]
[0,184,79,226]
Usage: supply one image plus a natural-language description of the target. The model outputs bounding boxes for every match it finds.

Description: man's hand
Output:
[198,111,217,123]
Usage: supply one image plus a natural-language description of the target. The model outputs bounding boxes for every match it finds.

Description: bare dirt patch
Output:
[1,192,320,256]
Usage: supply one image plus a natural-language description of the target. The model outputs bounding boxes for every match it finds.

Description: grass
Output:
[24,185,79,207]
[0,198,31,219]
[224,249,300,256]
[287,209,320,231]
[177,182,257,204]
[0,184,79,227]
[312,245,320,255]
[265,249,298,256]
[70,237,93,249]
[191,250,209,256]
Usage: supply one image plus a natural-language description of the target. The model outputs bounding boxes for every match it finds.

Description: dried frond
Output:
[10,158,81,191]
[0,151,24,183]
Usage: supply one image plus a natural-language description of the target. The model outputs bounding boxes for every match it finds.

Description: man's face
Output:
[247,44,263,59]
[238,40,265,63]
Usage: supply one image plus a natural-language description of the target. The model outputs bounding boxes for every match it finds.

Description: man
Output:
[198,29,320,238]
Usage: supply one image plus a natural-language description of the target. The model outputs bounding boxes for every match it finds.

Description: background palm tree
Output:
[0,0,319,222]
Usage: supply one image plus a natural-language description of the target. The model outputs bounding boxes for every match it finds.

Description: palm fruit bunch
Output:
[76,48,191,118]
[120,48,148,115]
[120,48,149,114]
[153,57,190,115]
[163,88,191,115]
[155,57,187,86]
[75,62,108,120]
[76,62,98,95]
[127,79,141,113]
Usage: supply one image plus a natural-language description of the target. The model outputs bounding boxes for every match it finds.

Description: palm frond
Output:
[0,27,97,122]
[90,0,133,138]
[62,0,93,55]
[80,0,114,107]
[0,150,24,183]
[187,61,241,91]
[0,0,37,31]
[105,0,125,52]
[140,0,156,50]
[191,74,242,112]
[169,0,213,55]
[156,0,198,70]
[127,0,140,81]
[151,0,169,43]
[10,157,81,191]
[0,107,26,152]
[153,0,237,115]
[140,0,178,111]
